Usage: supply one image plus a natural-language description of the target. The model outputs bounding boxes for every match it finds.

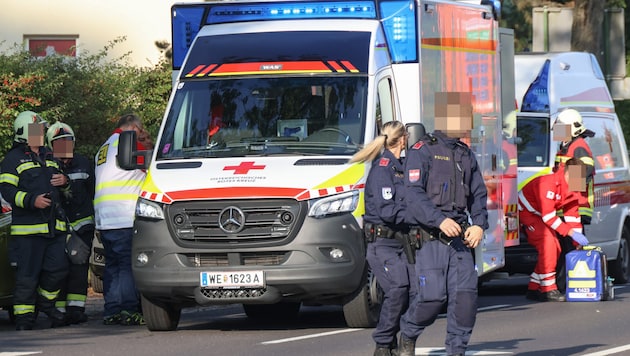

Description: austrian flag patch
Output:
[409,169,420,182]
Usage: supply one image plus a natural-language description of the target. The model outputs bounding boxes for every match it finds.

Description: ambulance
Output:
[504,52,630,285]
[117,0,512,331]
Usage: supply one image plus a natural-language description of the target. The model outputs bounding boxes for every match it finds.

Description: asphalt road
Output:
[1,276,630,356]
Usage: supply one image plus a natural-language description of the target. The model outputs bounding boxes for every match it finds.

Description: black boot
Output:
[66,306,88,324]
[43,308,68,328]
[540,289,565,302]
[398,336,416,356]
[373,346,393,356]
[14,312,35,331]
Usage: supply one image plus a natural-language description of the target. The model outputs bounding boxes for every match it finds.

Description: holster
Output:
[396,231,420,264]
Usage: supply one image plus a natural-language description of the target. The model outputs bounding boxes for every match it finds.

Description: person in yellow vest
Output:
[94,114,151,326]
[0,111,70,330]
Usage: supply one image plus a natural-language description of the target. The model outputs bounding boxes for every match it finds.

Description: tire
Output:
[243,302,300,321]
[342,264,381,328]
[609,225,630,285]
[89,268,103,294]
[141,294,182,331]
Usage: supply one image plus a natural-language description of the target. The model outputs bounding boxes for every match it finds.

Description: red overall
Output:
[518,171,581,292]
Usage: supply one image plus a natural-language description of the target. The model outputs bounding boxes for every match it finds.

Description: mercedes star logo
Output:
[218,206,246,233]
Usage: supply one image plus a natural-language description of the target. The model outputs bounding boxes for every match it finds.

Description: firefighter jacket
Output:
[61,152,96,234]
[554,135,595,220]
[0,144,70,236]
[363,149,407,230]
[403,131,488,231]
[94,129,146,230]
[518,170,581,237]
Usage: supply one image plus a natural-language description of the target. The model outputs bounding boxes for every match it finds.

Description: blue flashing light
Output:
[207,1,376,24]
[171,5,205,70]
[521,60,551,113]
[380,1,417,62]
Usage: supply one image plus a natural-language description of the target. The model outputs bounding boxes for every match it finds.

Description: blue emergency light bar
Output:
[521,60,551,113]
[206,1,377,23]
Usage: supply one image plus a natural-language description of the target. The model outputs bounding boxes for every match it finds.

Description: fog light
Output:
[136,252,149,266]
[329,248,345,260]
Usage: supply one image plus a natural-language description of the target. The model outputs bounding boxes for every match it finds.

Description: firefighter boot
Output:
[66,306,88,324]
[398,336,416,356]
[43,308,68,328]
[14,312,35,331]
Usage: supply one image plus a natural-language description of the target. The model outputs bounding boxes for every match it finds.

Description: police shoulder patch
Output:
[379,157,390,166]
[412,141,425,150]
[409,169,420,182]
[382,187,393,200]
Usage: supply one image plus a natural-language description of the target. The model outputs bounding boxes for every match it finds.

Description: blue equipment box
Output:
[566,246,613,302]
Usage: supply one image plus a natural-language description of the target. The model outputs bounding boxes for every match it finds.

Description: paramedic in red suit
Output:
[208,93,224,138]
[518,157,590,302]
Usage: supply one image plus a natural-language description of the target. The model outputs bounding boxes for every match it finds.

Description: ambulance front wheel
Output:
[141,294,182,331]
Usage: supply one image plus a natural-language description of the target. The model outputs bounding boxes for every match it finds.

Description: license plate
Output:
[200,271,265,289]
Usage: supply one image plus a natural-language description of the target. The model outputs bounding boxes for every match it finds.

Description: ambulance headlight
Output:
[136,198,165,220]
[308,190,359,218]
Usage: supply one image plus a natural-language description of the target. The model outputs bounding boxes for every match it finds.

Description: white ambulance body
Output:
[119,0,510,331]
[506,52,630,284]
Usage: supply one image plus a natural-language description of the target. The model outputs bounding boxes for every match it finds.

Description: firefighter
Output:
[553,108,595,225]
[398,92,488,356]
[47,122,95,324]
[552,108,595,292]
[0,111,70,330]
[519,157,589,302]
[350,121,413,356]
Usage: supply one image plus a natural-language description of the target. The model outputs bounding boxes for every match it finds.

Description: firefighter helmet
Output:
[13,111,48,143]
[556,109,585,138]
[46,121,76,149]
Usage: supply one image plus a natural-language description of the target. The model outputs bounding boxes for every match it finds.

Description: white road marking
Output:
[580,344,630,356]
[261,328,363,344]
[0,352,43,356]
[414,348,512,355]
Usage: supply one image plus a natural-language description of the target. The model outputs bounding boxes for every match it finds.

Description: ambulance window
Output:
[517,116,549,167]
[583,116,623,171]
[376,78,395,131]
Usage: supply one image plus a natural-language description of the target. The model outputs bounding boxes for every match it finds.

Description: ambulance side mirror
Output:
[117,130,151,170]
[405,123,427,150]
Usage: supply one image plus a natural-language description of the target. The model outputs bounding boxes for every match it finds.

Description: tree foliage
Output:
[0,37,171,159]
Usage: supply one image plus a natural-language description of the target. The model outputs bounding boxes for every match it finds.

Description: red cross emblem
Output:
[223,161,266,175]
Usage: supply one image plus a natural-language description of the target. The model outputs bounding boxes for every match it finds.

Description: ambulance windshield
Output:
[156,76,367,159]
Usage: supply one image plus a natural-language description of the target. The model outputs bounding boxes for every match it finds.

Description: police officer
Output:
[350,121,412,356]
[0,111,70,330]
[398,92,488,356]
[47,122,96,324]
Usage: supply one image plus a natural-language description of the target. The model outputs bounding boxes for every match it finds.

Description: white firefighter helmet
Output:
[556,108,585,138]
[46,121,76,149]
[13,111,48,143]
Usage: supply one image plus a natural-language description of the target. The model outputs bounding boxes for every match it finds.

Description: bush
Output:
[0,37,171,159]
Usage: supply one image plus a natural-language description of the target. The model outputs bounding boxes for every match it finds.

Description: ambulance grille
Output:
[185,252,288,266]
[167,199,306,245]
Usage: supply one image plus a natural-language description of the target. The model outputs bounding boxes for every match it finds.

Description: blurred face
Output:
[553,123,571,142]
[52,137,74,159]
[27,123,45,147]
[565,164,586,192]
[434,92,473,138]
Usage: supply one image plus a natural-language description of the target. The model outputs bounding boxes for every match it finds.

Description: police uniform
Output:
[57,152,96,323]
[519,170,581,295]
[363,149,414,353]
[0,144,70,329]
[399,131,488,356]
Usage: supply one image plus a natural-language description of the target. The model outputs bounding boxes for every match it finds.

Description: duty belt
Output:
[363,223,396,243]
[411,227,454,247]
